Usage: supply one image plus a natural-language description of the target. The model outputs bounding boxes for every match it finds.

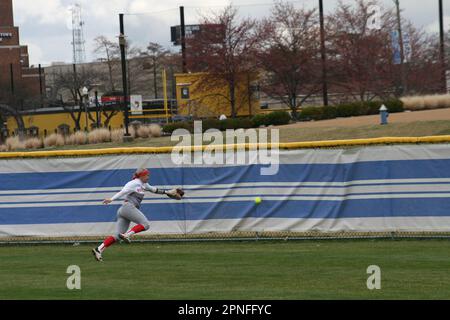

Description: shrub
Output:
[66,131,88,145]
[111,129,124,143]
[136,125,151,138]
[88,128,111,144]
[384,99,404,113]
[252,111,290,127]
[365,101,381,115]
[24,137,43,149]
[230,117,254,129]
[298,99,402,121]
[149,124,162,137]
[265,111,291,126]
[202,119,222,132]
[127,126,137,138]
[162,122,194,134]
[401,96,425,111]
[322,106,338,119]
[165,111,290,133]
[336,102,364,117]
[435,94,450,108]
[298,107,324,121]
[44,133,65,148]
[251,114,269,127]
[5,136,25,150]
[401,94,450,111]
[0,144,7,152]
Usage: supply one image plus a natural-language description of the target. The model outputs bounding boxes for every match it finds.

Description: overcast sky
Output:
[10,0,450,66]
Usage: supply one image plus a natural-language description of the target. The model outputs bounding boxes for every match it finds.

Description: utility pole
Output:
[180,6,187,73]
[319,0,329,106]
[153,56,158,99]
[119,13,130,137]
[39,64,43,108]
[394,0,407,95]
[439,0,447,93]
[72,63,78,106]
[95,90,100,128]
[163,68,169,124]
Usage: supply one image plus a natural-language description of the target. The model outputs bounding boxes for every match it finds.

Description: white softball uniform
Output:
[110,179,167,240]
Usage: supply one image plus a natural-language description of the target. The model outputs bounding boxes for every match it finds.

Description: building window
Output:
[27,126,39,137]
[57,124,70,136]
[181,87,190,99]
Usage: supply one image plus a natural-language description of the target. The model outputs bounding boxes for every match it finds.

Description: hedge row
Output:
[163,100,404,133]
[163,111,292,134]
[298,100,404,121]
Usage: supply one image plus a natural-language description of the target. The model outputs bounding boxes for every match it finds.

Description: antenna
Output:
[70,3,86,64]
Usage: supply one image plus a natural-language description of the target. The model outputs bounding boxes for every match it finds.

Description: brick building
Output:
[0,0,43,105]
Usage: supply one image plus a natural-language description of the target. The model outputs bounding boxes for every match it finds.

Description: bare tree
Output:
[405,25,444,95]
[142,42,170,99]
[93,36,120,92]
[186,5,261,118]
[52,66,101,130]
[326,0,397,102]
[257,2,322,118]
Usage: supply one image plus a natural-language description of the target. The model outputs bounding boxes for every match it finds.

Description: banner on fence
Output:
[1,144,450,237]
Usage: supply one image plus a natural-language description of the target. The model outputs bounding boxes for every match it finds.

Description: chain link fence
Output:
[2,231,450,245]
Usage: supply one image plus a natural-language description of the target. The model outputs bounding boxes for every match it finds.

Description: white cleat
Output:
[92,248,103,262]
[119,233,132,243]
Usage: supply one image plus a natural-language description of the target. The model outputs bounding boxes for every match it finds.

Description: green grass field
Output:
[7,119,450,153]
[0,240,449,300]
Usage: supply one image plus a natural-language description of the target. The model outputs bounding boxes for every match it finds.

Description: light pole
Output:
[439,0,446,92]
[95,90,100,128]
[319,0,329,106]
[82,86,89,131]
[180,6,187,73]
[394,0,407,95]
[119,14,130,137]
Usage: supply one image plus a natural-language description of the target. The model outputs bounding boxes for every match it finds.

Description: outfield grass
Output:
[279,120,450,143]
[5,120,450,153]
[0,240,449,300]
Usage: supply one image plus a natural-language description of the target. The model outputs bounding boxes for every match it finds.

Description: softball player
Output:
[92,168,184,262]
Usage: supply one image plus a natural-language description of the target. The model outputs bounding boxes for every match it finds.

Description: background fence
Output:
[2,140,450,243]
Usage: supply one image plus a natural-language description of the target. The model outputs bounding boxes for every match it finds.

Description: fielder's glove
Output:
[166,188,185,200]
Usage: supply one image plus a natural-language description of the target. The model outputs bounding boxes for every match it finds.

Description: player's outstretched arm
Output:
[103,183,133,204]
[143,184,184,200]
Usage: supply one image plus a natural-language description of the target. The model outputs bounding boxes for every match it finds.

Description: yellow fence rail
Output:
[1,135,450,159]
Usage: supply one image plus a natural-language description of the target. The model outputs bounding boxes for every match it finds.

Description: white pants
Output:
[114,202,150,240]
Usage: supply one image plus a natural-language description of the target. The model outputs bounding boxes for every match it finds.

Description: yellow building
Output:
[3,72,261,138]
[4,107,124,138]
[3,99,178,138]
[175,72,260,118]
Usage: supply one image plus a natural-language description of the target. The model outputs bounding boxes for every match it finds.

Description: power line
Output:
[123,0,309,16]
[123,8,178,16]
[185,0,307,9]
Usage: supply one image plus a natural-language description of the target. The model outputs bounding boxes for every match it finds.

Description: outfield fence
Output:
[2,136,450,243]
